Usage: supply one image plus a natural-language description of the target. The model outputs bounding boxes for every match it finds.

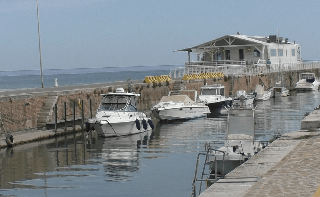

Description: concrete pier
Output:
[199,110,320,197]
[0,126,83,148]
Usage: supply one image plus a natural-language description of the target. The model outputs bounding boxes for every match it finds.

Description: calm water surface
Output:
[0,91,319,197]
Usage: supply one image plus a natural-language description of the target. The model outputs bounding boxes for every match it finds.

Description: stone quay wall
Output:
[0,68,319,134]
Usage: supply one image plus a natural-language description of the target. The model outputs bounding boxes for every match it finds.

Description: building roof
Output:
[176,34,269,52]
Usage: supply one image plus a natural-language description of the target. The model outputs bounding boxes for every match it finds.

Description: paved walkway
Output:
[199,130,320,197]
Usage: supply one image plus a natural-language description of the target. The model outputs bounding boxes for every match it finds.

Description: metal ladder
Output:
[191,146,226,197]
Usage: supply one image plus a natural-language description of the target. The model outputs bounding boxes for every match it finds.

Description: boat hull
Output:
[209,159,245,175]
[295,84,319,91]
[152,106,208,120]
[207,100,232,114]
[88,113,152,137]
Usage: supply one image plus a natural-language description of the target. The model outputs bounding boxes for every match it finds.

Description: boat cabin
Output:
[99,88,139,111]
[176,33,301,67]
[299,73,316,82]
[200,84,225,96]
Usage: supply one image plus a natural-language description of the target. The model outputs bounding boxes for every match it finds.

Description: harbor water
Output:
[0,90,319,197]
[0,65,181,90]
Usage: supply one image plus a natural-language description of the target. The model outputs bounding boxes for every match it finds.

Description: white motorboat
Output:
[254,85,271,101]
[295,72,320,91]
[197,84,232,114]
[191,108,266,195]
[87,88,154,137]
[269,86,289,97]
[151,90,209,120]
[232,90,255,108]
[205,108,263,175]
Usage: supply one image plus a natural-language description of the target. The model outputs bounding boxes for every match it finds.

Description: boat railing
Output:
[169,61,320,79]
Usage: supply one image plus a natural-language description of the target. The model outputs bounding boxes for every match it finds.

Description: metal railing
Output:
[169,61,320,79]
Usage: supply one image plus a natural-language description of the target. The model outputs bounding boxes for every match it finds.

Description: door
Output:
[225,50,230,60]
[239,49,244,60]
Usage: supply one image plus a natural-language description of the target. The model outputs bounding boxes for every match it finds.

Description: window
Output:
[253,50,260,57]
[270,49,277,57]
[278,49,283,56]
[297,47,301,59]
[292,49,295,56]
[216,52,221,60]
[201,89,216,95]
[225,50,230,60]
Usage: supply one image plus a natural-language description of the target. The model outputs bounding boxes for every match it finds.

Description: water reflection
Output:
[91,131,151,182]
[0,91,319,196]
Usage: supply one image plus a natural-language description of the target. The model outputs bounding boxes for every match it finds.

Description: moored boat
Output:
[151,90,209,120]
[295,72,320,91]
[232,90,255,108]
[254,85,271,101]
[197,84,232,114]
[269,86,289,97]
[87,88,154,137]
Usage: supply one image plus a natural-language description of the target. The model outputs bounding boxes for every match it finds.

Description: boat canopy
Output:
[159,95,195,103]
[99,94,138,111]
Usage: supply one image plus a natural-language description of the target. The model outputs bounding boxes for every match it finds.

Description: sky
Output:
[0,0,320,71]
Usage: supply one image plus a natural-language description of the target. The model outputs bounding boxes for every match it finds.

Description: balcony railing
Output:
[169,61,320,79]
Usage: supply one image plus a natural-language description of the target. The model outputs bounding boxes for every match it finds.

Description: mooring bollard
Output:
[73,100,76,131]
[64,102,67,133]
[81,100,84,131]
[55,103,57,134]
[89,99,92,119]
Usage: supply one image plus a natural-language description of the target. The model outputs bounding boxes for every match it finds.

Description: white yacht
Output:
[87,88,154,137]
[232,90,254,108]
[254,85,271,101]
[197,84,232,114]
[151,90,209,120]
[295,72,320,91]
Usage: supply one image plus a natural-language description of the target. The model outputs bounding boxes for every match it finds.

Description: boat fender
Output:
[142,119,148,130]
[85,122,90,133]
[5,134,14,146]
[147,119,154,129]
[135,119,141,130]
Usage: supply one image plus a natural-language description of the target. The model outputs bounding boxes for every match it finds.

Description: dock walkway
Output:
[199,130,320,197]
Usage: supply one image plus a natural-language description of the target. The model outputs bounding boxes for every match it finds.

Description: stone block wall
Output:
[1,68,319,134]
[0,95,47,133]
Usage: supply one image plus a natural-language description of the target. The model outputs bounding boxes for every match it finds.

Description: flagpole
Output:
[36,0,44,88]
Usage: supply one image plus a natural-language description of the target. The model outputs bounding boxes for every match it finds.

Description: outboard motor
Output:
[142,119,148,130]
[135,119,141,130]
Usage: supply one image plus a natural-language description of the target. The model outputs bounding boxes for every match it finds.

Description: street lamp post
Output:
[36,0,44,88]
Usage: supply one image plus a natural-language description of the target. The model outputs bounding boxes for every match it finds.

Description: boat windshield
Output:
[201,88,224,96]
[99,95,137,111]
[300,73,315,79]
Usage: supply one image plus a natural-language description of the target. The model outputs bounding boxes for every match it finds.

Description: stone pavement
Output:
[199,130,320,197]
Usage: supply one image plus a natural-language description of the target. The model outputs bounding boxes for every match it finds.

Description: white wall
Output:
[268,43,301,64]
